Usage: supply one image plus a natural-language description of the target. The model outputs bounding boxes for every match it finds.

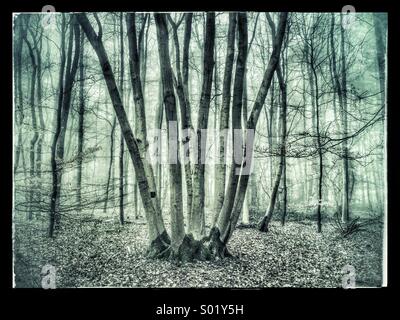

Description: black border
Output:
[1,0,398,317]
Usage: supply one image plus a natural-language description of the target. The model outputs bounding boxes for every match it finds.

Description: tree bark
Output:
[373,13,387,114]
[168,13,194,220]
[23,20,38,220]
[33,28,45,186]
[225,12,288,243]
[304,41,316,201]
[259,13,288,232]
[126,13,162,218]
[77,13,170,254]
[77,28,85,211]
[119,12,125,224]
[155,77,164,212]
[49,14,66,237]
[330,14,350,223]
[154,13,185,252]
[210,12,248,255]
[103,116,116,213]
[311,53,323,233]
[189,13,216,239]
[14,16,25,176]
[50,15,80,236]
[213,13,236,225]
[373,13,386,217]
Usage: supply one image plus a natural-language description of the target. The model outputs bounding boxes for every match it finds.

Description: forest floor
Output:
[14,214,383,288]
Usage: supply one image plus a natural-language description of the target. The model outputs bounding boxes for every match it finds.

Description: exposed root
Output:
[236,223,257,229]
[207,227,232,259]
[170,234,212,262]
[147,229,235,262]
[146,231,171,259]
[258,216,270,233]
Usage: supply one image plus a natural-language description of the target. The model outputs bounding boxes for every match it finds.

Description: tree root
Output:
[146,228,234,262]
[146,231,171,259]
[206,227,232,259]
[258,216,270,233]
[170,234,212,262]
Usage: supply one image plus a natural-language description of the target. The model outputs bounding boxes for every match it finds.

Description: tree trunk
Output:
[373,13,386,217]
[311,59,323,233]
[330,14,350,224]
[155,77,164,212]
[14,16,25,176]
[259,67,287,232]
[103,115,116,213]
[77,30,85,211]
[119,12,125,224]
[104,16,119,213]
[281,156,287,225]
[23,22,39,220]
[49,15,66,237]
[189,13,215,239]
[154,13,185,253]
[301,64,308,204]
[213,13,236,224]
[207,13,287,256]
[77,13,170,254]
[227,12,288,242]
[339,14,350,224]
[373,13,386,114]
[259,13,288,232]
[168,13,194,220]
[304,42,316,202]
[182,14,194,219]
[126,13,162,220]
[34,30,45,204]
[242,191,250,225]
[210,12,248,256]
[49,16,80,236]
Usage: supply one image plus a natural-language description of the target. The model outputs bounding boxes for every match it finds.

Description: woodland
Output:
[13,11,386,287]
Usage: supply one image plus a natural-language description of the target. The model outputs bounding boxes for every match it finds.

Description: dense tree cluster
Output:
[13,12,386,262]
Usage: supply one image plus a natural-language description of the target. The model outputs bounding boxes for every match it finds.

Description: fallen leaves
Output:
[14,216,383,288]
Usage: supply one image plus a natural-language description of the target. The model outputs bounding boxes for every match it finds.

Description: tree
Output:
[126,13,162,219]
[188,12,216,239]
[119,12,125,224]
[167,13,194,220]
[373,12,387,216]
[49,15,80,237]
[154,13,185,253]
[210,12,288,255]
[14,12,386,277]
[76,26,85,210]
[103,15,118,213]
[259,13,288,232]
[213,13,236,224]
[79,11,287,260]
[13,15,26,176]
[329,13,351,224]
[22,16,39,220]
[77,13,170,255]
[373,13,386,115]
[309,18,324,233]
[209,12,248,256]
